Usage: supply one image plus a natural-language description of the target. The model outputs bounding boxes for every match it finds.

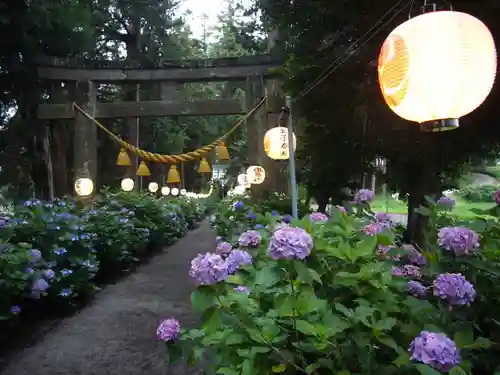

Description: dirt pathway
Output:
[1,221,214,375]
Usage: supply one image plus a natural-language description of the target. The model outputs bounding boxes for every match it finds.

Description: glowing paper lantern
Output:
[180,188,187,196]
[74,178,94,196]
[378,11,497,129]
[171,187,179,196]
[264,127,297,160]
[237,173,247,185]
[148,182,159,193]
[161,186,170,196]
[121,178,134,192]
[246,165,266,184]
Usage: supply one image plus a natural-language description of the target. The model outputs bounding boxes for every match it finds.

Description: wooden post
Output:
[73,80,98,190]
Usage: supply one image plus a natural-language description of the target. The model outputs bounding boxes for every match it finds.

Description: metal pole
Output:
[286,96,298,219]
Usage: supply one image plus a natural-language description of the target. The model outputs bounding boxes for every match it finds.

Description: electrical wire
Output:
[294,0,415,101]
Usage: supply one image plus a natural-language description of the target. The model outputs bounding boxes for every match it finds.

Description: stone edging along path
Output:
[0,221,214,375]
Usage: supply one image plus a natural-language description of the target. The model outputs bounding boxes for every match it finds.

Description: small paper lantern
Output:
[161,186,170,196]
[378,11,497,127]
[74,178,94,196]
[198,158,211,173]
[264,127,297,160]
[121,178,134,192]
[167,165,181,183]
[171,187,179,196]
[136,161,151,176]
[116,148,132,166]
[246,165,266,184]
[216,142,230,160]
[180,188,187,195]
[148,182,159,193]
[237,173,247,185]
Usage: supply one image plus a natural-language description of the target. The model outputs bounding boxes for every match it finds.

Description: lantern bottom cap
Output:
[420,118,459,132]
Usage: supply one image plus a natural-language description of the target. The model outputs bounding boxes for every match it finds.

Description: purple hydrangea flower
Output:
[375,212,391,222]
[338,206,346,213]
[409,331,460,371]
[362,221,391,236]
[309,212,328,222]
[44,269,55,279]
[60,288,72,297]
[255,224,265,229]
[437,196,455,210]
[268,227,313,260]
[354,189,374,204]
[29,249,42,262]
[433,273,476,306]
[247,212,256,220]
[377,245,399,260]
[234,286,251,294]
[189,253,228,285]
[216,241,232,255]
[215,236,222,244]
[438,227,480,256]
[238,230,261,248]
[156,318,181,342]
[225,249,253,273]
[282,215,292,224]
[494,190,500,205]
[407,280,428,298]
[271,210,279,216]
[392,265,422,278]
[403,244,427,266]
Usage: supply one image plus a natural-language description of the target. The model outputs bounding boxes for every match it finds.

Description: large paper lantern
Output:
[246,165,266,184]
[264,127,297,160]
[74,178,94,196]
[161,186,170,196]
[121,178,134,192]
[148,182,159,193]
[378,11,496,128]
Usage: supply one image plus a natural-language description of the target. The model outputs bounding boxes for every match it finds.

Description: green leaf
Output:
[217,368,239,375]
[242,359,254,375]
[191,286,217,311]
[295,320,318,336]
[166,341,183,364]
[449,367,468,375]
[415,364,442,375]
[351,236,377,261]
[305,362,321,373]
[393,352,410,368]
[255,265,281,287]
[272,363,287,373]
[374,317,397,331]
[454,330,474,348]
[464,336,495,349]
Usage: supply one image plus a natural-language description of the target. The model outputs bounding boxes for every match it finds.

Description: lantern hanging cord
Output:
[293,0,414,102]
[72,95,266,164]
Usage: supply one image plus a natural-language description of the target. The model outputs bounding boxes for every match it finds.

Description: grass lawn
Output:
[372,196,496,218]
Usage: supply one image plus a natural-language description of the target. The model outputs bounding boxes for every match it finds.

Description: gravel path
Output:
[0,221,214,375]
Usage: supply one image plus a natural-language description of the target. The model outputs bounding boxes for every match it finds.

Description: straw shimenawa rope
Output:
[72,96,267,164]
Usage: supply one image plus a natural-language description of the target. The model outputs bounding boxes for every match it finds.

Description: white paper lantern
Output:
[180,188,187,195]
[263,127,297,160]
[237,173,247,185]
[246,165,266,184]
[161,186,170,196]
[121,178,134,192]
[74,178,94,196]
[148,182,159,193]
[378,11,496,126]
[171,187,179,196]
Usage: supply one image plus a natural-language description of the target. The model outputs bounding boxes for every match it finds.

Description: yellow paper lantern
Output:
[116,148,132,166]
[378,11,496,128]
[171,187,179,196]
[246,165,266,184]
[74,178,94,196]
[121,178,134,192]
[216,141,230,160]
[198,158,211,173]
[161,186,170,195]
[136,161,151,176]
[148,182,159,193]
[167,165,181,183]
[264,127,297,160]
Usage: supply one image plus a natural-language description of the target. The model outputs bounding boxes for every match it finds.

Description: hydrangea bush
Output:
[0,191,206,321]
[161,196,493,375]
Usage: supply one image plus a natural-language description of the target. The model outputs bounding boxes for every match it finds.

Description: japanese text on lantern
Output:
[279,128,288,157]
[253,167,262,183]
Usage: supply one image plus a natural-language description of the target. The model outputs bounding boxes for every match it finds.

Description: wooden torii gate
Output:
[35,40,287,196]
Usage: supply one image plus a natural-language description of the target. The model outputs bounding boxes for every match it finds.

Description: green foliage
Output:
[0,192,205,319]
[457,185,500,203]
[166,199,492,374]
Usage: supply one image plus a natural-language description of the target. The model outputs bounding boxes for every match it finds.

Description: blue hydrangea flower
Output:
[406,280,428,298]
[29,249,42,262]
[232,201,244,211]
[247,212,256,220]
[234,286,251,294]
[225,250,252,273]
[54,247,67,255]
[60,288,72,297]
[216,241,232,255]
[10,305,21,314]
[437,196,455,210]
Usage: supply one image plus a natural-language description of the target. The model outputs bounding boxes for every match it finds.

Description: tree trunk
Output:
[51,123,70,197]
